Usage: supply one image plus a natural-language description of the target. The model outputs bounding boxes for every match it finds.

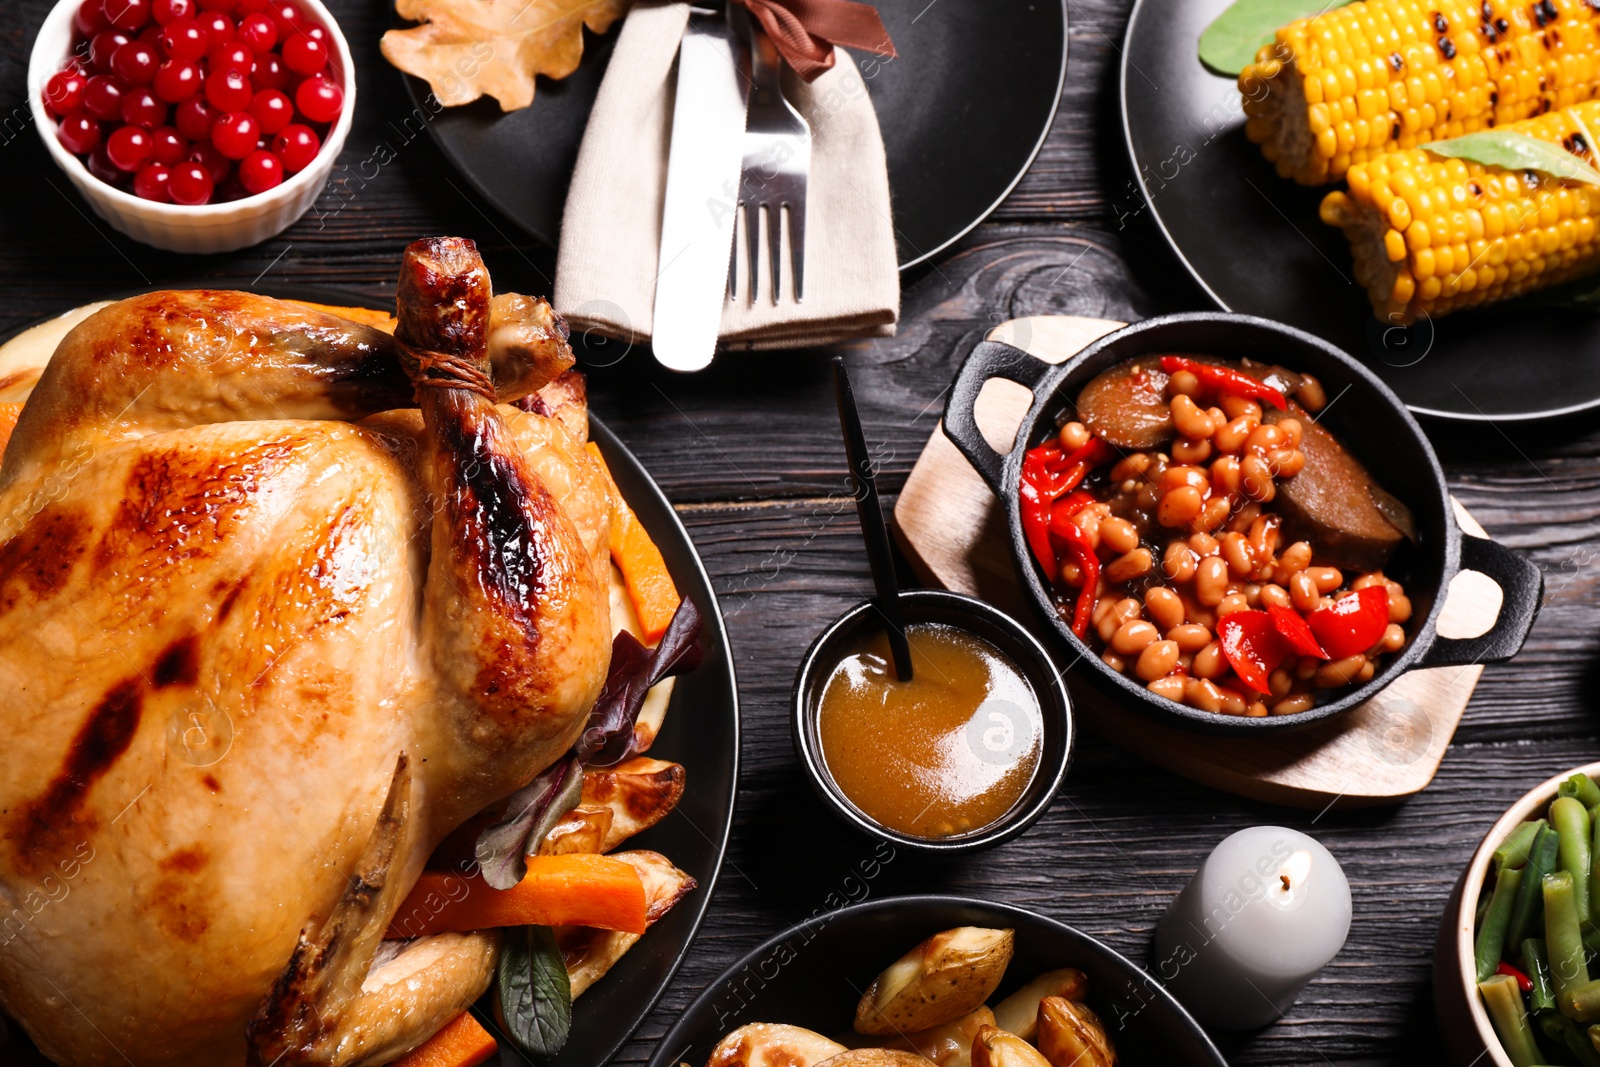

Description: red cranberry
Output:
[153,59,201,102]
[82,75,126,121]
[167,160,213,204]
[149,124,188,164]
[103,0,152,32]
[174,93,217,139]
[56,112,102,155]
[133,161,172,200]
[270,121,317,172]
[294,73,340,124]
[106,124,153,170]
[119,86,168,127]
[238,147,282,194]
[248,88,292,134]
[158,18,208,62]
[43,70,88,118]
[152,0,196,25]
[110,41,159,85]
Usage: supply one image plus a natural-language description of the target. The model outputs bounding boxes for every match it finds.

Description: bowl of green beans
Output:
[1435,763,1600,1067]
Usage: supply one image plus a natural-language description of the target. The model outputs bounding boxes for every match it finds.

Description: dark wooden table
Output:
[3,1,1595,1063]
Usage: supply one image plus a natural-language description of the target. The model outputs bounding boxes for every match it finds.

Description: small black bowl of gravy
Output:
[792,589,1074,856]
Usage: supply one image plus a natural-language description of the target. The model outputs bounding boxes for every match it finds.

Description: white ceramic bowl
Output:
[1434,760,1600,1066]
[27,0,355,254]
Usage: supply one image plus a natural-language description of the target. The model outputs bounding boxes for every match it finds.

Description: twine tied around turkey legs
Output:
[397,344,497,402]
[736,0,896,82]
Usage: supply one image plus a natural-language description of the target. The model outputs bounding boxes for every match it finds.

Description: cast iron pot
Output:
[941,311,1544,735]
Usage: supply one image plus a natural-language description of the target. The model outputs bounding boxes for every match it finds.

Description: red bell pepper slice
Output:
[1054,521,1100,639]
[1267,604,1328,660]
[1217,610,1291,695]
[1049,490,1095,542]
[1307,587,1390,660]
[1159,356,1286,410]
[1496,960,1533,993]
[1019,438,1112,576]
[1019,448,1058,576]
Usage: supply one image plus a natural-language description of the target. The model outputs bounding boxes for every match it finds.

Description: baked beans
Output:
[1035,355,1414,718]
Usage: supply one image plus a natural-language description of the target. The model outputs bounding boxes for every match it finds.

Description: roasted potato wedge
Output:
[554,850,696,997]
[587,757,687,847]
[708,1024,847,1067]
[970,1027,1051,1067]
[991,970,1088,1040]
[818,1051,939,1067]
[540,758,685,856]
[872,1006,994,1067]
[854,927,1014,1035]
[1034,997,1115,1067]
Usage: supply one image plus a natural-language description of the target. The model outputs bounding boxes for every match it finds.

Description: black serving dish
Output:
[791,589,1073,857]
[646,895,1228,1067]
[941,311,1544,736]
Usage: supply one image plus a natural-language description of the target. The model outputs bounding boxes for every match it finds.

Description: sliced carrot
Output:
[585,441,680,643]
[0,402,22,456]
[388,853,647,939]
[390,1011,497,1067]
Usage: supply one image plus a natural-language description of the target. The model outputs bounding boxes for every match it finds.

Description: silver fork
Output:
[730,7,811,305]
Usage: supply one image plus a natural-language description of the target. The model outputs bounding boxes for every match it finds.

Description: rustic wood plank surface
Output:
[2,1,1596,1064]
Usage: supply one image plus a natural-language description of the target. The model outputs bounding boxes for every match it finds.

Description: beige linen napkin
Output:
[553,0,899,352]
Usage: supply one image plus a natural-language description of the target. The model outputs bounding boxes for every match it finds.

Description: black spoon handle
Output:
[831,356,913,682]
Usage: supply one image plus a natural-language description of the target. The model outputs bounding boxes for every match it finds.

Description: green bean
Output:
[1590,1024,1600,1056]
[1584,924,1600,960]
[1549,871,1593,1013]
[1512,825,1563,947]
[1591,803,1600,936]
[1562,774,1600,810]
[1542,1012,1600,1067]
[1498,820,1546,873]
[1481,973,1545,1067]
[1525,937,1557,1013]
[1555,798,1595,928]
[1480,867,1525,981]
[1569,979,1600,1022]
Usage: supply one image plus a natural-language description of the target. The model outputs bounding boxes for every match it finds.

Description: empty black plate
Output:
[400,0,1068,269]
[0,287,741,1067]
[647,896,1227,1067]
[1120,0,1600,422]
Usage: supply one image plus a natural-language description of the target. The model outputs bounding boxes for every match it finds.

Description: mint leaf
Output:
[1425,130,1600,186]
[1199,0,1354,77]
[496,925,572,1058]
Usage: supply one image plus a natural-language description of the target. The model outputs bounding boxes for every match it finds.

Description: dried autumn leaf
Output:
[381,0,632,112]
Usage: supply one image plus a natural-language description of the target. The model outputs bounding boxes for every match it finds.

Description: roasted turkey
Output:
[0,239,617,1066]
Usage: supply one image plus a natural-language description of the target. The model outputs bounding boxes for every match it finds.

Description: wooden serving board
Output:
[892,316,1504,809]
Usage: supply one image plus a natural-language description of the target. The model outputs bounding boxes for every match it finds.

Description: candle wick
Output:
[1280,873,1292,891]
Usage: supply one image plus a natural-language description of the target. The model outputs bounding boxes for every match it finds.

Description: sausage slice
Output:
[1265,405,1415,571]
[1074,355,1174,450]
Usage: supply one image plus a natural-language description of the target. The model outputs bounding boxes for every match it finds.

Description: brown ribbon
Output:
[734,0,897,82]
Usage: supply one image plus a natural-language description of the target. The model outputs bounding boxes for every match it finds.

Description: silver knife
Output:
[651,5,749,372]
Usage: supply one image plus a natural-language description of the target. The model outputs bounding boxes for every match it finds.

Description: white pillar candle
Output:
[1152,826,1351,1030]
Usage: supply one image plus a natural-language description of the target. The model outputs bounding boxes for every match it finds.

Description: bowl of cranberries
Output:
[28,0,354,253]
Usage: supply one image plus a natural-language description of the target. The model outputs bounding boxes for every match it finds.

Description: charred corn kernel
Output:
[1240,0,1600,185]
[1323,100,1600,323]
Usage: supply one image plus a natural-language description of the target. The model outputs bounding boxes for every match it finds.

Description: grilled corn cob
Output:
[1241,0,1600,186]
[1320,100,1600,322]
